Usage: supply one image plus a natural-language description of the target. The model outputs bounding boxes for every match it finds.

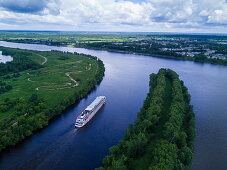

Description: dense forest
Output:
[97,69,195,170]
[0,81,12,95]
[0,47,105,151]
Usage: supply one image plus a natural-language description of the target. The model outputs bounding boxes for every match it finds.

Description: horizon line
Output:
[0,30,227,35]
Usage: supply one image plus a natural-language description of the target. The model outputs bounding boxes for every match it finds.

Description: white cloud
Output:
[0,0,226,32]
[207,9,227,25]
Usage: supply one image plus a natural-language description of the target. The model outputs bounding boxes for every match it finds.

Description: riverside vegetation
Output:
[0,46,105,151]
[1,31,226,66]
[98,69,195,170]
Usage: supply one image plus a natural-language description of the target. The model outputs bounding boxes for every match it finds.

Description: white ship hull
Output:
[75,96,106,128]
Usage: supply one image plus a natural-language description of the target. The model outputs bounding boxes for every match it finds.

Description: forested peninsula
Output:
[0,47,105,151]
[98,69,195,170]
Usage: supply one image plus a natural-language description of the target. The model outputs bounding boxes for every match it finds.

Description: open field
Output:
[0,49,100,106]
[0,31,135,43]
[0,47,105,150]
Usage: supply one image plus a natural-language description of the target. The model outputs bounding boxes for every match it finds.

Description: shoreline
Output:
[72,45,227,66]
[2,40,226,66]
[0,47,105,152]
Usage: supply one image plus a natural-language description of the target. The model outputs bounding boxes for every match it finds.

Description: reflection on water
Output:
[0,51,13,63]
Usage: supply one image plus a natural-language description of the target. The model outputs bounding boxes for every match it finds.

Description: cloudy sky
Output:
[0,0,226,33]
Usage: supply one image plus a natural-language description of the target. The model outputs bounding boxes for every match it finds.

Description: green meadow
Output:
[0,47,105,150]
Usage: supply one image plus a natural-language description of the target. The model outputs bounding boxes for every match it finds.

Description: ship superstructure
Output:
[75,96,106,128]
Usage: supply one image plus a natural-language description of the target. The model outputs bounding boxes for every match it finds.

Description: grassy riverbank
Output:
[0,47,105,151]
[97,69,195,170]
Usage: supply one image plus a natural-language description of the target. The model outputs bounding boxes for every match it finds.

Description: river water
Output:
[0,51,13,63]
[0,41,227,170]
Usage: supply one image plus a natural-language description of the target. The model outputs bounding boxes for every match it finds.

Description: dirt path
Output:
[28,77,59,85]
[28,71,81,91]
[35,83,77,91]
[35,53,47,65]
[65,72,79,86]
[35,72,79,90]
[85,63,92,71]
[27,62,93,91]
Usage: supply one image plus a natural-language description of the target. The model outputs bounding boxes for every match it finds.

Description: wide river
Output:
[0,41,227,170]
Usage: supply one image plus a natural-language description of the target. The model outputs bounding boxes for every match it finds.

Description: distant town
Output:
[150,37,227,60]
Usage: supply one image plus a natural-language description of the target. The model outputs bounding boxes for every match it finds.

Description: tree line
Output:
[97,69,195,170]
[6,37,227,66]
[74,42,227,66]
[0,47,42,76]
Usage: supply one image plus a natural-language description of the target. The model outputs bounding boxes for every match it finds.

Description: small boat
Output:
[75,96,106,128]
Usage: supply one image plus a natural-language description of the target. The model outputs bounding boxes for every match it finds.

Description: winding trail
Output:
[26,60,89,90]
[28,70,82,91]
[26,60,96,91]
[35,53,47,65]
[35,72,80,91]
[65,72,80,87]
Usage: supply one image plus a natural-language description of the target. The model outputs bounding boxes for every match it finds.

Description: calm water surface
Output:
[0,51,13,63]
[0,41,227,170]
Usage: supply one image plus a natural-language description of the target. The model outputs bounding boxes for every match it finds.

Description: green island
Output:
[97,69,195,170]
[0,46,105,151]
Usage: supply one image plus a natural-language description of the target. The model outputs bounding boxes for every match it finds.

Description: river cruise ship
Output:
[75,96,106,128]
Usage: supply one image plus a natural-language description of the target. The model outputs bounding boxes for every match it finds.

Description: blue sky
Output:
[0,0,226,33]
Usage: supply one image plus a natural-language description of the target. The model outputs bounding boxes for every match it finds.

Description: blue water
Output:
[0,41,227,170]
